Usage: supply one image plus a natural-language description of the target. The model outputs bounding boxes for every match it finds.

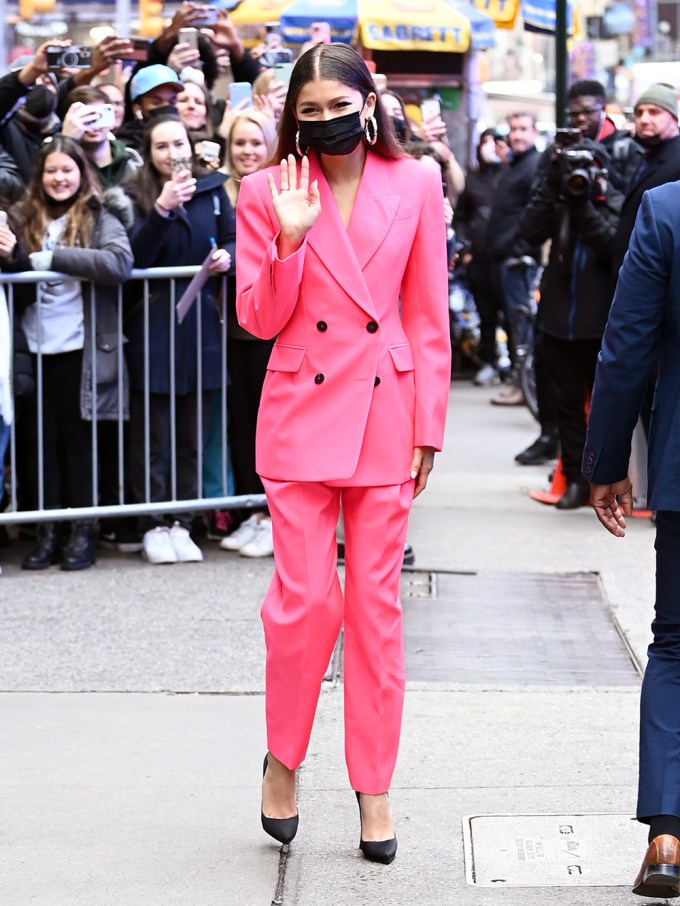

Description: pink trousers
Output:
[261,478,413,794]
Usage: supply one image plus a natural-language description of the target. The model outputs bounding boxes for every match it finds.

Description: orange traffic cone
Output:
[530,457,567,505]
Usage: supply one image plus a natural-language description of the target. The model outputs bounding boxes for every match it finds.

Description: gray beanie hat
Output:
[635,82,678,118]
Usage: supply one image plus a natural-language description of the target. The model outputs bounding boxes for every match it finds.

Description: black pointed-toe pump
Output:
[261,754,299,845]
[355,791,397,864]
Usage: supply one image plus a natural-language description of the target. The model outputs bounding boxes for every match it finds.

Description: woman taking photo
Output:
[0,136,133,570]
[236,44,451,862]
[217,109,277,558]
[124,113,233,565]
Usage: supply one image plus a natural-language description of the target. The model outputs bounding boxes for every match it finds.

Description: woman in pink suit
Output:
[236,43,451,863]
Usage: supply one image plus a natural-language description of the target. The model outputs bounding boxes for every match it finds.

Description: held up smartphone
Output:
[420,97,441,121]
[118,37,152,62]
[91,104,116,130]
[179,27,199,50]
[191,5,218,25]
[229,81,253,108]
[554,127,582,148]
[199,140,221,164]
[310,21,332,43]
[0,212,7,228]
[274,62,293,88]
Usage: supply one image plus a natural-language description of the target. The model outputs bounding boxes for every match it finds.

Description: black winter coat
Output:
[520,174,623,341]
[453,163,502,260]
[610,134,680,282]
[488,147,543,263]
[125,171,236,394]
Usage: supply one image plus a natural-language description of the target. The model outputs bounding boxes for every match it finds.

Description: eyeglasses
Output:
[565,106,603,119]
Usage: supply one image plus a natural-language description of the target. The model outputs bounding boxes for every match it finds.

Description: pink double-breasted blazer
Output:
[235,151,451,485]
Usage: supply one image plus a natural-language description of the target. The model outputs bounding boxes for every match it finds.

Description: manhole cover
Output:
[464,814,646,887]
[402,571,640,685]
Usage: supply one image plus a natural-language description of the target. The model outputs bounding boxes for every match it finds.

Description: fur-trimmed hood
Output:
[89,187,135,231]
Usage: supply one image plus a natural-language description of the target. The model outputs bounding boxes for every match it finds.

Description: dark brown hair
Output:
[19,135,100,252]
[124,113,209,215]
[271,43,405,163]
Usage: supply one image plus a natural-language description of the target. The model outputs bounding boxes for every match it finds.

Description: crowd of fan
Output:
[0,5,463,574]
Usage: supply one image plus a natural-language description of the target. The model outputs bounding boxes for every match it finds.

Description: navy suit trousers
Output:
[639,510,680,821]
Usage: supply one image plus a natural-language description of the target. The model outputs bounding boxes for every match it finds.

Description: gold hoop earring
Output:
[365,115,378,146]
[295,130,307,157]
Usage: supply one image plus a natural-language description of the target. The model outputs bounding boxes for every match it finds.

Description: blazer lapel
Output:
[306,153,398,317]
[347,152,400,271]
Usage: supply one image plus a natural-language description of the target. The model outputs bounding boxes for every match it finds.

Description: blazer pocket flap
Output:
[267,343,306,373]
[388,344,415,372]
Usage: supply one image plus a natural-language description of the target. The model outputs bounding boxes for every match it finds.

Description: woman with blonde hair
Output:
[217,109,279,558]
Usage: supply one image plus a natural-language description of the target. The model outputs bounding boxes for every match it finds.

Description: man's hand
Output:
[590,477,633,537]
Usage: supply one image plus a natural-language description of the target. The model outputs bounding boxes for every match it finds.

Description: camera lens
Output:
[61,51,78,67]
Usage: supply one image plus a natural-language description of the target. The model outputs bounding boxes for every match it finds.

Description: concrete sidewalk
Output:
[0,382,657,905]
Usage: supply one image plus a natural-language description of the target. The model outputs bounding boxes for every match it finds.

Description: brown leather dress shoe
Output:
[633,834,680,898]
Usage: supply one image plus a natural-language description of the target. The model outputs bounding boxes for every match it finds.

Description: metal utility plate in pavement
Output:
[463,813,646,887]
[401,571,641,685]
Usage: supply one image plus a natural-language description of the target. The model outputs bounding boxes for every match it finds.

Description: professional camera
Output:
[559,148,604,199]
[46,45,94,70]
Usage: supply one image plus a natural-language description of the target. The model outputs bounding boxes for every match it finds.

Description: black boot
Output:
[21,521,60,570]
[555,480,591,510]
[60,520,96,571]
[515,433,559,465]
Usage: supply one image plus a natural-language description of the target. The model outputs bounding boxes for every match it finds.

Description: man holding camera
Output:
[520,136,623,509]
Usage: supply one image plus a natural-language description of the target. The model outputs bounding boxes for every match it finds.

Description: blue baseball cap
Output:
[129,64,183,102]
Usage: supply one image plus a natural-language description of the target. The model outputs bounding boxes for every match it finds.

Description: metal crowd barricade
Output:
[0,267,267,525]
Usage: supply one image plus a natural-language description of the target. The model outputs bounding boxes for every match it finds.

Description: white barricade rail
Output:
[0,267,267,524]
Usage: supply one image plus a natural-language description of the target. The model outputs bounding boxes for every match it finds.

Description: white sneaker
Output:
[239,517,274,558]
[219,514,260,551]
[142,526,177,564]
[474,363,499,386]
[169,523,203,562]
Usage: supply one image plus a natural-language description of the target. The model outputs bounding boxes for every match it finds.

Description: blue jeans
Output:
[0,416,9,465]
[497,259,538,360]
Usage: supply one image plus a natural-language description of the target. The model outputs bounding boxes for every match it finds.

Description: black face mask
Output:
[23,85,57,121]
[297,109,364,156]
[391,116,407,143]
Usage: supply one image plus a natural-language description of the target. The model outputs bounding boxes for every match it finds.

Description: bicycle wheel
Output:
[519,350,540,421]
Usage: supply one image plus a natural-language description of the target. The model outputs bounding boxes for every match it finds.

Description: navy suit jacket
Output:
[582,180,680,510]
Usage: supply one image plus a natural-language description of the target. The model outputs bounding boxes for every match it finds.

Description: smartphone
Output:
[88,103,116,130]
[118,37,151,62]
[199,140,221,164]
[274,62,293,88]
[0,212,7,228]
[554,127,582,148]
[179,27,199,50]
[310,21,331,44]
[191,6,218,26]
[420,98,441,121]
[229,81,252,108]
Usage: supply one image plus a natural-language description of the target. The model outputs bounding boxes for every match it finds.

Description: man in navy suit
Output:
[583,175,680,897]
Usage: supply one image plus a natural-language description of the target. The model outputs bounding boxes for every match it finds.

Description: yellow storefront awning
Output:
[230,0,294,26]
[359,0,471,52]
[473,0,520,29]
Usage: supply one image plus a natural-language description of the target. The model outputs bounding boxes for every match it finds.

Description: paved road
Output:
[0,382,656,905]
